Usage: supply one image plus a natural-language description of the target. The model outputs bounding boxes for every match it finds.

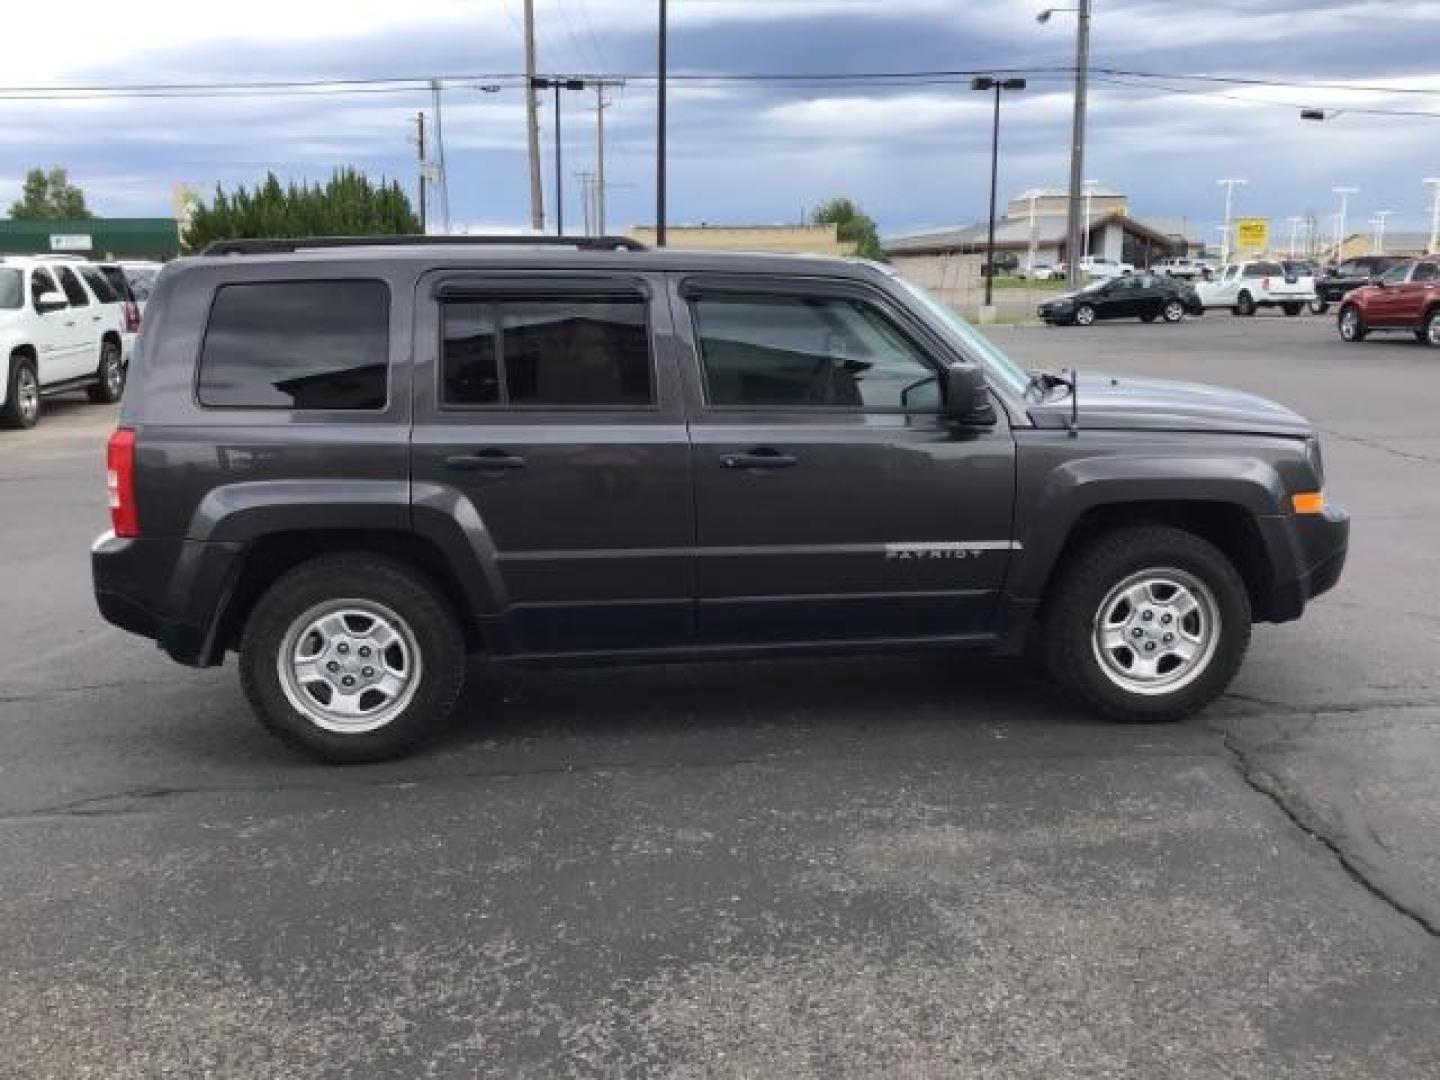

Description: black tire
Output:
[1338,303,1367,342]
[1041,526,1252,722]
[86,339,125,404]
[1309,298,1330,315]
[1140,314,1157,323]
[1,354,40,430]
[1421,308,1440,348]
[1233,292,1257,317]
[1281,302,1303,317]
[1161,299,1185,323]
[1074,303,1096,326]
[240,554,466,763]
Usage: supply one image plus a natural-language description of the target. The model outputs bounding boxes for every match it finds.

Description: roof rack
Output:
[201,234,648,256]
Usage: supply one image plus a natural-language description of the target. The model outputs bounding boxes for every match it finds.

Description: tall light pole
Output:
[430,80,451,234]
[532,77,586,235]
[1425,178,1440,255]
[1332,185,1358,263]
[1217,178,1246,264]
[1372,209,1394,254]
[657,0,668,246]
[1286,215,1303,258]
[523,0,544,232]
[972,76,1027,316]
[1039,2,1090,288]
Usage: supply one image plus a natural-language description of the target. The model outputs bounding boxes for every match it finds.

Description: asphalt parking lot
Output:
[2,312,1439,1078]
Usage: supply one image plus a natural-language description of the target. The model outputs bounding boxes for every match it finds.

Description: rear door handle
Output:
[445,449,527,471]
[720,448,797,470]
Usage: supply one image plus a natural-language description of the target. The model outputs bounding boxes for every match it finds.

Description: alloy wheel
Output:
[1340,308,1360,341]
[276,599,423,734]
[1163,300,1184,322]
[1091,569,1221,696]
[1427,311,1440,347]
[17,366,39,425]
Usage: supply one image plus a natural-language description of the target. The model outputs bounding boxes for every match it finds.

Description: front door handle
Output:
[720,448,797,470]
[445,449,527,471]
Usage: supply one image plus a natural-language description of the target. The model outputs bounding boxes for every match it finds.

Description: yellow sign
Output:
[1234,217,1270,251]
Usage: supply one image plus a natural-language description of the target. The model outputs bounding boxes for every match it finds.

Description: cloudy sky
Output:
[3,0,1438,241]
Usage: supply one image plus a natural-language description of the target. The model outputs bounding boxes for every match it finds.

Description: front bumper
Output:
[1260,505,1350,622]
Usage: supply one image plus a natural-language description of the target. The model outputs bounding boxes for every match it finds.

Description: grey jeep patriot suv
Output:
[92,236,1349,762]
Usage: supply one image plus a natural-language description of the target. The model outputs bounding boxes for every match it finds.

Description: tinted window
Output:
[31,268,62,308]
[1413,263,1439,283]
[79,266,119,303]
[441,297,652,408]
[198,280,389,410]
[97,265,132,301]
[1379,263,1412,284]
[1243,262,1283,278]
[57,266,90,306]
[0,269,20,310]
[692,293,940,411]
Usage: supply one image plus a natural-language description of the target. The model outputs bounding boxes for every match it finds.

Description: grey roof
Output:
[1343,231,1433,253]
[883,211,1173,255]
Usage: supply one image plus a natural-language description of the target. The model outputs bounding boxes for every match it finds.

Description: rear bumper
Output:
[1260,505,1350,622]
[92,531,243,666]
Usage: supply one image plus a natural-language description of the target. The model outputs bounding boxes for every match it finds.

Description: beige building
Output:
[627,223,850,255]
[1337,231,1433,261]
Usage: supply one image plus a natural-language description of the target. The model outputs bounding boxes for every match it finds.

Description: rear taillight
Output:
[106,428,139,538]
[123,299,141,334]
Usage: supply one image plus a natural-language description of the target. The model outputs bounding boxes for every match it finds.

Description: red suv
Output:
[1338,259,1440,347]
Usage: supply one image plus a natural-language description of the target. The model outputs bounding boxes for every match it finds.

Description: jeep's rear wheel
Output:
[240,555,465,762]
[1339,304,1367,342]
[2,356,40,429]
[1042,526,1251,721]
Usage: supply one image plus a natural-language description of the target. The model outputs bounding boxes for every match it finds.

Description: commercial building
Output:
[627,223,850,255]
[1337,231,1433,261]
[882,186,1193,289]
[0,217,180,261]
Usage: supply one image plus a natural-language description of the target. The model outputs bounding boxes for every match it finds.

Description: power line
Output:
[1094,67,1440,97]
[1092,73,1440,120]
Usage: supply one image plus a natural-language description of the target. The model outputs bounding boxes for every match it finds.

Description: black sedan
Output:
[1039,274,1202,326]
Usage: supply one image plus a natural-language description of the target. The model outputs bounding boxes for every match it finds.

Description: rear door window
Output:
[79,266,118,303]
[1412,263,1439,283]
[440,296,653,408]
[56,266,91,306]
[31,268,63,308]
[197,280,390,410]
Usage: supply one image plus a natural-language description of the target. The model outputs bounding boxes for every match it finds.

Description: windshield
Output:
[891,275,1031,396]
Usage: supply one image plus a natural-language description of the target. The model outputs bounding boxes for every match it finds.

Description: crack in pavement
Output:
[1318,426,1440,466]
[1219,727,1440,940]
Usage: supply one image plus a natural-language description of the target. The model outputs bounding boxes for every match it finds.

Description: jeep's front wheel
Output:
[1042,526,1251,721]
[240,555,465,762]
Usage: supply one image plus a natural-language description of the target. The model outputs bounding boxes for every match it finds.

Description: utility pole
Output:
[595,83,610,235]
[523,0,544,232]
[657,0,668,246]
[1052,0,1089,288]
[1286,215,1303,257]
[414,110,427,234]
[1425,178,1440,255]
[972,76,1026,315]
[576,170,595,235]
[1332,186,1358,263]
[430,80,450,233]
[1217,178,1246,264]
[1082,179,1098,261]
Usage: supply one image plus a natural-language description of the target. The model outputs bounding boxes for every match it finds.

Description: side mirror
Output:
[34,288,66,313]
[943,363,996,427]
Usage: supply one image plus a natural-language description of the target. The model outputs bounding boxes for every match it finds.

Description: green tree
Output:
[810,197,885,260]
[8,167,92,220]
[183,168,421,252]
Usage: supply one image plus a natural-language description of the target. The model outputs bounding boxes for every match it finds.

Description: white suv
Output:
[1,256,126,429]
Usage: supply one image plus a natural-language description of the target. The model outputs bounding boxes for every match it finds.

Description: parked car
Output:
[1337,259,1440,346]
[1038,273,1202,326]
[1312,255,1408,314]
[81,262,143,364]
[0,256,126,429]
[1194,260,1316,316]
[92,236,1348,762]
[1156,257,1206,280]
[1020,262,1061,281]
[1078,255,1133,279]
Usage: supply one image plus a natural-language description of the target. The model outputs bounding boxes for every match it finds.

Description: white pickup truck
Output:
[1194,260,1316,316]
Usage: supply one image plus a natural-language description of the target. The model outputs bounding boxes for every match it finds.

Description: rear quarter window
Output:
[0,269,21,309]
[79,266,119,303]
[1243,262,1283,278]
[197,279,390,410]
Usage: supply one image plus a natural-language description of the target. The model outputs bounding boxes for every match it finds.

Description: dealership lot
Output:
[2,314,1439,1076]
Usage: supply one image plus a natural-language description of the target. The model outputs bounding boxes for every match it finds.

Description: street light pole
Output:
[1082,179,1097,261]
[1286,215,1303,258]
[1217,178,1246,264]
[1425,178,1440,255]
[1332,186,1358,263]
[657,0,668,247]
[1372,209,1393,254]
[532,77,587,236]
[972,76,1026,314]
